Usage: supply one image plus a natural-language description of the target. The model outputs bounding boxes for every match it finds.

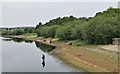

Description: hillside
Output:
[35,7,120,44]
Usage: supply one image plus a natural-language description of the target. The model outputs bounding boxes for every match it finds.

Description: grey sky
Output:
[2,2,118,27]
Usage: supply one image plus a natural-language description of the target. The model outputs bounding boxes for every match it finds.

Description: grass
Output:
[22,33,37,36]
[71,40,88,46]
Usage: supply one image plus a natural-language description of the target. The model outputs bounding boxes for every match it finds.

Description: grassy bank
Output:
[4,34,120,72]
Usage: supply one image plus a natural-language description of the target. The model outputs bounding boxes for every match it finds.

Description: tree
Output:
[56,25,72,40]
[13,29,25,35]
[36,25,59,38]
[71,26,82,40]
[44,16,77,26]
[24,27,34,33]
[39,22,42,25]
[35,22,42,30]
[82,15,119,44]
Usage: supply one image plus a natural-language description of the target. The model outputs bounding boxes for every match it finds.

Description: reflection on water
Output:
[12,38,24,43]
[24,40,33,43]
[12,38,33,43]
[35,41,55,52]
[3,38,55,68]
[42,54,45,67]
[2,38,33,43]
[2,37,81,72]
[2,38,12,41]
[3,38,55,52]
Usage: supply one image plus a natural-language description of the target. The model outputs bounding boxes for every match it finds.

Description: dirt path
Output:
[99,45,119,52]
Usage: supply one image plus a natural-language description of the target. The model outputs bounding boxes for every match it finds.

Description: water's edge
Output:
[1,36,83,72]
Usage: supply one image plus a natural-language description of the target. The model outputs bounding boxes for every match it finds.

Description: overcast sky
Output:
[1,2,118,27]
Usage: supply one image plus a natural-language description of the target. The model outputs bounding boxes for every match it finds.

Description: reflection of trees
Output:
[12,38,33,43]
[42,54,45,67]
[24,39,33,43]
[2,38,12,41]
[35,41,55,52]
[12,38,24,43]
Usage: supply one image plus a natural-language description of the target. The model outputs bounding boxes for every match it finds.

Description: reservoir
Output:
[1,37,81,72]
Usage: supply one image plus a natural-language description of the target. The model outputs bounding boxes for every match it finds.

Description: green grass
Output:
[22,33,37,36]
[71,40,88,46]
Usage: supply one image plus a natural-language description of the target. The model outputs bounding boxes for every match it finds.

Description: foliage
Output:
[44,15,77,26]
[1,27,35,36]
[82,15,119,44]
[1,7,120,45]
[35,22,42,30]
[55,18,87,40]
[56,25,72,40]
[1,30,14,35]
[36,25,59,38]
[24,27,34,33]
[71,26,82,40]
[12,29,25,35]
[35,7,120,44]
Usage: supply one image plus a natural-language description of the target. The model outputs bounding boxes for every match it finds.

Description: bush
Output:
[12,29,25,35]
[56,25,72,40]
[82,16,120,44]
[24,27,34,33]
[71,26,82,40]
[36,25,59,38]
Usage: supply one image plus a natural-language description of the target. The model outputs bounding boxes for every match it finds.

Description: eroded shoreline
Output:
[2,35,119,72]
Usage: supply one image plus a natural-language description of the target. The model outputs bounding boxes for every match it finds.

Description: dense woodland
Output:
[0,7,120,44]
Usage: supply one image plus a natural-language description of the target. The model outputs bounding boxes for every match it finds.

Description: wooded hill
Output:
[1,7,120,45]
[35,7,120,44]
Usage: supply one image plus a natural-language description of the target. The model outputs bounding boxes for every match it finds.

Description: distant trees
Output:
[24,27,34,33]
[12,29,25,35]
[1,29,25,35]
[1,27,35,35]
[2,30,13,35]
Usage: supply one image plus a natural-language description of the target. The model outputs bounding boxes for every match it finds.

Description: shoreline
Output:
[2,35,119,72]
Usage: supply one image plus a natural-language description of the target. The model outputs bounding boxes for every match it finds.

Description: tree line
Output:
[1,27,34,35]
[35,7,120,44]
[1,7,120,45]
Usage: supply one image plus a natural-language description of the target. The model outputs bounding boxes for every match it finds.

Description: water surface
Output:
[1,37,81,72]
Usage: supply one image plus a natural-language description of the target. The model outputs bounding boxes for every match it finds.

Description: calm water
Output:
[1,37,81,72]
